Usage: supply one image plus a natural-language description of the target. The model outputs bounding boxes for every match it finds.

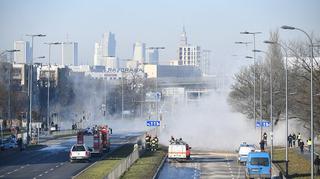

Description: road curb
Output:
[152,153,167,179]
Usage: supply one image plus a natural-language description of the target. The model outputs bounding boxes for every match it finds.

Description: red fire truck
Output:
[77,125,111,155]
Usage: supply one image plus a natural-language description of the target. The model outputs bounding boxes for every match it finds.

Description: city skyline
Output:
[1,0,320,74]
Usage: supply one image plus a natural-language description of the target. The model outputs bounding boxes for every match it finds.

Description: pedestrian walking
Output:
[300,140,305,154]
[315,155,320,175]
[288,134,293,148]
[292,133,296,147]
[260,139,265,151]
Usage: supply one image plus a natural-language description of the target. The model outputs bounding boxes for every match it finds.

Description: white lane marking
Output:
[55,165,59,168]
[50,168,54,171]
[0,175,4,178]
[44,171,48,174]
[33,177,37,179]
[20,166,25,169]
[38,174,43,177]
[7,172,11,175]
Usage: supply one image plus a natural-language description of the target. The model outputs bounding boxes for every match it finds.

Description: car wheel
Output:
[70,159,73,163]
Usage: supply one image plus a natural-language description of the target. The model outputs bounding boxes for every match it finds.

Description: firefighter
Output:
[170,136,175,144]
[145,134,151,150]
[153,136,159,149]
[151,137,157,151]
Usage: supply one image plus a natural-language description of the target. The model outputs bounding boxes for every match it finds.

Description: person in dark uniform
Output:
[315,155,320,175]
[260,139,265,151]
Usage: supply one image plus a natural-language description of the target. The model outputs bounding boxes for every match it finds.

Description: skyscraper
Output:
[14,40,31,64]
[133,42,146,64]
[94,42,103,66]
[177,27,201,67]
[147,48,159,64]
[94,32,117,66]
[62,42,78,66]
[102,32,116,57]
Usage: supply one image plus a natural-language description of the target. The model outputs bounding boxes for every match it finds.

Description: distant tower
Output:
[180,25,188,46]
[102,32,116,57]
[94,32,117,66]
[14,40,31,64]
[178,26,201,67]
[93,42,103,66]
[133,42,146,64]
[61,42,78,66]
[147,48,159,64]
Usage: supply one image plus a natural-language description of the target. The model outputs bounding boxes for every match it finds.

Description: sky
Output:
[0,0,319,74]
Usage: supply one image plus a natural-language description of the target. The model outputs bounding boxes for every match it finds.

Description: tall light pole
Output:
[235,41,255,128]
[44,42,61,132]
[281,25,315,178]
[26,34,46,143]
[253,49,267,143]
[240,31,262,133]
[264,40,289,176]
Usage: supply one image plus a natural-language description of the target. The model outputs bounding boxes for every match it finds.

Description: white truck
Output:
[168,143,191,161]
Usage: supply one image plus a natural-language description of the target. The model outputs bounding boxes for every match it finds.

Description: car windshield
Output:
[72,145,86,151]
[250,157,269,166]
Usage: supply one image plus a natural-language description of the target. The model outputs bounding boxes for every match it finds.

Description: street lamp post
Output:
[240,31,262,134]
[44,42,61,132]
[281,25,315,178]
[235,41,255,128]
[264,40,289,176]
[26,34,46,143]
[253,49,267,145]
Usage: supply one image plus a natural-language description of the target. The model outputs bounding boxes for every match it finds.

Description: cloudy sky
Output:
[0,0,319,74]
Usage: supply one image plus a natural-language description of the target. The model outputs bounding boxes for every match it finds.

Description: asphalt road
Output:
[157,151,246,179]
[0,132,143,179]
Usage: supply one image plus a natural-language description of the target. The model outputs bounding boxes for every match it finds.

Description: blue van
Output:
[245,152,271,179]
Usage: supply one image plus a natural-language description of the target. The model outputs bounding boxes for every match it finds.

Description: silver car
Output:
[69,144,91,162]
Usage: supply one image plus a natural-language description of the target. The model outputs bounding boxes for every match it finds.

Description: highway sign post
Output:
[146,120,160,127]
[256,121,271,128]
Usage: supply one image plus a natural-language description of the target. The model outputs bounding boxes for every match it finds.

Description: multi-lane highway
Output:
[0,132,143,179]
[158,151,246,179]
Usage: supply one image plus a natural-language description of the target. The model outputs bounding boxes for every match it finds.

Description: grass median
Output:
[75,144,134,179]
[273,148,320,178]
[121,147,167,179]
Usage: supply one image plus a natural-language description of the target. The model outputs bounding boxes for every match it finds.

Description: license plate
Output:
[252,169,259,172]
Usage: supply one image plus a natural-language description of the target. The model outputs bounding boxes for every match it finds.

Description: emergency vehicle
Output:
[77,125,111,155]
[168,141,191,161]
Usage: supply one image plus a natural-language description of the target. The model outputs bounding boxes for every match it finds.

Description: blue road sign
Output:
[146,120,161,127]
[256,121,271,128]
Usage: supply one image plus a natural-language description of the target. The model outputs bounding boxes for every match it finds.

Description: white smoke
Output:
[159,89,309,151]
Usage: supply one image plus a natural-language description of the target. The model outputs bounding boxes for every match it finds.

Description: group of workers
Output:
[145,134,159,151]
[170,136,185,145]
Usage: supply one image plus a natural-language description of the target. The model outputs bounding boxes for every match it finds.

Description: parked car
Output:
[245,151,271,179]
[69,144,91,163]
[237,143,256,163]
[0,138,17,150]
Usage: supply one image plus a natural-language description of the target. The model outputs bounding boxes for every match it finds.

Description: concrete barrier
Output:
[104,147,140,179]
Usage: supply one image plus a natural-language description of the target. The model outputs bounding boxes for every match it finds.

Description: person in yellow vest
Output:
[307,138,312,152]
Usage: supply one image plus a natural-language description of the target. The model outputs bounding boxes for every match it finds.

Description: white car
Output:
[237,143,256,163]
[69,144,91,162]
